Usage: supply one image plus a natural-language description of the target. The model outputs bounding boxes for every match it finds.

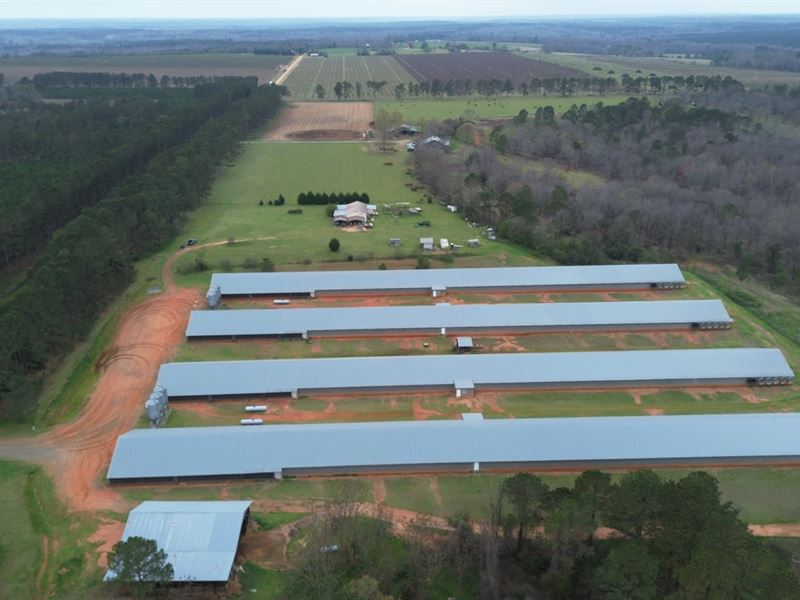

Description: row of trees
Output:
[0,80,263,274]
[322,80,390,100]
[414,90,800,295]
[0,82,286,419]
[297,191,370,205]
[317,73,745,100]
[284,470,800,599]
[29,71,259,89]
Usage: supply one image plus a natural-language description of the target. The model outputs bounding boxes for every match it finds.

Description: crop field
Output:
[376,94,635,122]
[283,55,416,100]
[394,52,583,84]
[0,53,288,84]
[263,101,373,141]
[536,52,800,86]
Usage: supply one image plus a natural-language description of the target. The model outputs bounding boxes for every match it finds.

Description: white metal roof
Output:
[156,348,793,398]
[209,264,685,296]
[108,413,800,481]
[186,299,731,338]
[104,501,251,582]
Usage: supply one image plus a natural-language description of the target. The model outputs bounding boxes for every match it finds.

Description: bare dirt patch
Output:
[264,102,373,142]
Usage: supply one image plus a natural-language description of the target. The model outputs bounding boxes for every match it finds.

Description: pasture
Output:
[536,52,800,86]
[172,142,534,285]
[376,94,634,122]
[394,52,583,84]
[283,55,416,100]
[263,101,373,141]
[0,53,288,84]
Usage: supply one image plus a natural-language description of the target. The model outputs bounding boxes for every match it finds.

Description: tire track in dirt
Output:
[0,239,271,514]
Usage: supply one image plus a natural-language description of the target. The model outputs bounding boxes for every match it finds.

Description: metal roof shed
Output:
[107,413,800,482]
[104,501,251,583]
[185,300,732,340]
[155,348,793,400]
[208,264,686,298]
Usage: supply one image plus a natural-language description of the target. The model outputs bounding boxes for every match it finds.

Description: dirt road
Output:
[0,243,216,511]
[274,54,304,86]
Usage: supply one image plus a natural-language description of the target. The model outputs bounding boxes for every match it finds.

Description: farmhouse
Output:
[104,501,251,583]
[108,413,800,482]
[207,263,687,301]
[185,299,733,340]
[332,200,377,227]
[153,348,793,401]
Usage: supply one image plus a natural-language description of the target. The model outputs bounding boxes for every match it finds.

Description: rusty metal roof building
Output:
[208,264,686,298]
[156,348,793,399]
[186,299,731,339]
[108,413,800,482]
[103,501,251,583]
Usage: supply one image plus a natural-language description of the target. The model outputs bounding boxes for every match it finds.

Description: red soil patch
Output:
[412,398,444,421]
[89,520,126,568]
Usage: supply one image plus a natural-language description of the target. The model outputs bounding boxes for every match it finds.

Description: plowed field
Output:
[394,52,582,84]
[263,101,373,141]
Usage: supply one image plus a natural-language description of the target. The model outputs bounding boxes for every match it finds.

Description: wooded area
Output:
[285,470,800,599]
[414,85,800,296]
[0,79,286,419]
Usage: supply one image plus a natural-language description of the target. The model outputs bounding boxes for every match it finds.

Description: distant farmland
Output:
[0,53,288,84]
[283,55,415,100]
[394,52,583,84]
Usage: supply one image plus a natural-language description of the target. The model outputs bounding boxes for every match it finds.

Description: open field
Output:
[172,142,537,285]
[283,55,416,100]
[375,94,635,122]
[0,461,99,598]
[535,52,800,86]
[0,53,288,84]
[395,51,583,84]
[263,101,372,141]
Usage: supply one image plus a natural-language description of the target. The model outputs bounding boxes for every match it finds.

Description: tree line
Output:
[297,191,370,206]
[0,79,263,275]
[414,88,800,297]
[0,82,286,419]
[29,71,260,89]
[283,470,800,599]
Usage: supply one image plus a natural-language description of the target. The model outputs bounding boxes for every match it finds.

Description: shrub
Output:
[288,208,303,214]
[259,200,264,206]
[242,257,258,270]
[347,254,354,262]
[227,236,236,245]
[260,257,275,272]
[416,256,430,269]
[379,263,387,270]
[326,205,336,217]
[192,256,209,272]
[329,238,341,252]
[220,259,233,271]
[302,257,312,265]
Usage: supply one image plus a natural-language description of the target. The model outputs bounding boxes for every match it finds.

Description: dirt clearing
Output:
[264,102,373,142]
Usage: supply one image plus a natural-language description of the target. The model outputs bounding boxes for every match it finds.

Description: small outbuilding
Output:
[468,239,481,248]
[455,336,474,353]
[389,238,401,247]
[420,237,434,251]
[104,501,252,585]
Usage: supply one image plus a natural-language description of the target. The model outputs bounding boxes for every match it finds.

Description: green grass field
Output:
[172,142,536,285]
[0,53,287,84]
[0,461,99,599]
[284,55,416,99]
[536,52,800,86]
[376,94,634,122]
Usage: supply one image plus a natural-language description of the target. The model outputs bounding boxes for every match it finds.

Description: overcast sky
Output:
[0,0,798,20]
